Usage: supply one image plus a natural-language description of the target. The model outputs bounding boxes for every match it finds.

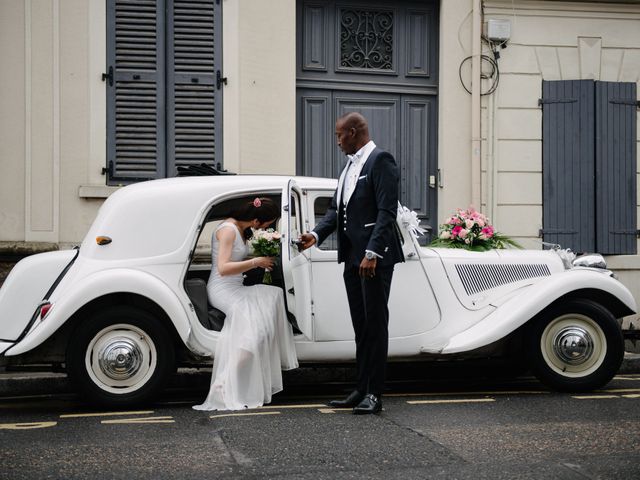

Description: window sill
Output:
[78,185,121,199]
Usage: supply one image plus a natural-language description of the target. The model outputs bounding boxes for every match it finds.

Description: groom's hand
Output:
[359,257,377,279]
[299,233,317,251]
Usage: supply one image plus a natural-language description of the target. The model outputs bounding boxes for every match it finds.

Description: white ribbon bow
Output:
[397,204,426,239]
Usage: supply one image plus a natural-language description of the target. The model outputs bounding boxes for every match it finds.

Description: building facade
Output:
[0,0,639,324]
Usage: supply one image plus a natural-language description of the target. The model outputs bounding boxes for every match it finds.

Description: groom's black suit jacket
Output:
[313,148,404,267]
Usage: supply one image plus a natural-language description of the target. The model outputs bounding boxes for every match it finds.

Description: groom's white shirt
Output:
[338,140,376,207]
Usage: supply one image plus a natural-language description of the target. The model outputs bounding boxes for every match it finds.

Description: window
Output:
[105,0,223,184]
[541,80,637,255]
[313,196,338,251]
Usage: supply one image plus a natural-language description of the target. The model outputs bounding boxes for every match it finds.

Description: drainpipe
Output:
[471,0,482,208]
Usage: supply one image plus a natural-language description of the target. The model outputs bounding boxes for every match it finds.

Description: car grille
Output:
[455,263,551,296]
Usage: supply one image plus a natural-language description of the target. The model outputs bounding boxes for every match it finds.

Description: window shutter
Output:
[595,81,638,255]
[541,80,596,253]
[166,0,222,176]
[106,0,166,183]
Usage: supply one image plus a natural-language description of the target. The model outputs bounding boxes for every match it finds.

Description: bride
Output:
[193,197,299,411]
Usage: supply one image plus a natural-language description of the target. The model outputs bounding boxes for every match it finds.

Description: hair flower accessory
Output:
[430,206,521,251]
[253,198,262,208]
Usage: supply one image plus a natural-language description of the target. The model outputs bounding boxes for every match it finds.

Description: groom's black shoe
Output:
[327,390,364,408]
[352,394,382,415]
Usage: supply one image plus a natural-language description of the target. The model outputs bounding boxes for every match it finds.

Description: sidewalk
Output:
[1,353,638,398]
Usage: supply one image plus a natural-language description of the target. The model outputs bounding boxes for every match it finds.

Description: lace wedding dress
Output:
[193,221,299,411]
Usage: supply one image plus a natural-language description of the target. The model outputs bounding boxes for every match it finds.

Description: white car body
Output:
[0,176,636,405]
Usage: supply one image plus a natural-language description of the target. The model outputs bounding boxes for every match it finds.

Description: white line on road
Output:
[0,421,57,430]
[60,410,154,418]
[573,395,619,400]
[407,398,496,405]
[386,390,549,397]
[209,411,281,419]
[101,416,174,424]
[317,408,352,414]
[258,404,327,410]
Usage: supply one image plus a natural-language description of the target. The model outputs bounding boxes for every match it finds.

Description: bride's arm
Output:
[216,227,273,276]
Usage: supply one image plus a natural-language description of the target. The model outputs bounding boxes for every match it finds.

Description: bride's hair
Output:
[231,197,279,240]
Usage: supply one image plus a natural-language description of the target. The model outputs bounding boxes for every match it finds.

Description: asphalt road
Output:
[1,373,639,480]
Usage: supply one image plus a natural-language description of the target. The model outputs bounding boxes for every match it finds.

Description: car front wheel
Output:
[526,299,624,392]
[66,306,175,406]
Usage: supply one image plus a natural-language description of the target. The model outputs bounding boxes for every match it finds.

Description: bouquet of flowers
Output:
[250,228,281,284]
[430,207,520,251]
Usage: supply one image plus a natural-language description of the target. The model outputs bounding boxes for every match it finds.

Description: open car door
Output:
[280,179,314,339]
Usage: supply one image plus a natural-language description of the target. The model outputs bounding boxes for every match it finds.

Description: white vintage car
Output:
[0,176,636,405]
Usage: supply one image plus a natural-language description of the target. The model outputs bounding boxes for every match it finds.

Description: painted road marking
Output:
[60,410,154,419]
[407,398,496,405]
[386,390,549,397]
[102,416,174,425]
[209,411,281,419]
[258,404,326,410]
[317,408,352,414]
[622,394,640,398]
[0,421,57,430]
[573,395,620,400]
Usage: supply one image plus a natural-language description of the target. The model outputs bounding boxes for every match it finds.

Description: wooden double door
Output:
[296,0,439,236]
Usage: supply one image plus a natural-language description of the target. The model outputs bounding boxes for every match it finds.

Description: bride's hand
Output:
[252,256,275,270]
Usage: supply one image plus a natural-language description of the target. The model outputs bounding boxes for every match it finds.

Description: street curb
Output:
[1,354,639,398]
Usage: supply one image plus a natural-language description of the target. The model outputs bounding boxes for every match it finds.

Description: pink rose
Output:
[465,219,474,229]
[481,226,494,238]
[458,228,468,239]
[451,226,462,238]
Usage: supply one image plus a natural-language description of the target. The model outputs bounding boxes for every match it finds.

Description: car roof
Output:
[80,175,337,261]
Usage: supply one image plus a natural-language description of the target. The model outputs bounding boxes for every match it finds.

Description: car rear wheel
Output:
[66,306,175,406]
[526,299,624,392]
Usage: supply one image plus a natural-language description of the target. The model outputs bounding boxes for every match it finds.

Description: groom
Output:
[299,112,404,414]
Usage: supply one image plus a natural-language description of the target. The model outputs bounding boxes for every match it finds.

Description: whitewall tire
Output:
[527,299,624,392]
[67,306,175,406]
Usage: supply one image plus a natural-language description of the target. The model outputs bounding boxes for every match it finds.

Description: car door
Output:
[307,190,440,342]
[280,179,314,340]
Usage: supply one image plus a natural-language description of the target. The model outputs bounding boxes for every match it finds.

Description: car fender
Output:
[439,269,637,354]
[5,268,191,356]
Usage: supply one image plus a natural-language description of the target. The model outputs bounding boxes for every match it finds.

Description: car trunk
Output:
[0,249,78,345]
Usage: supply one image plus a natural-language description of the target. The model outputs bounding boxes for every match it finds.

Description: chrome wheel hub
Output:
[98,338,143,380]
[552,327,594,365]
[540,314,606,378]
[85,323,157,394]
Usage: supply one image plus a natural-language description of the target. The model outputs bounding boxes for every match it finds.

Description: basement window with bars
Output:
[105,0,223,184]
[541,80,638,255]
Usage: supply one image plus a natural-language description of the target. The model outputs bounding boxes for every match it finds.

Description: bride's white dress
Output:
[193,222,299,411]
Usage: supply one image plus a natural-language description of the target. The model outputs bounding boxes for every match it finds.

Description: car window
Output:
[192,220,222,264]
[313,196,337,251]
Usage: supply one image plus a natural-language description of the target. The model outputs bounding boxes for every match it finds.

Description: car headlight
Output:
[572,254,607,269]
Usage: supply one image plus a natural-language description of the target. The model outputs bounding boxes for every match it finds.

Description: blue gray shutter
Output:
[106,0,166,183]
[595,81,638,255]
[541,80,596,253]
[166,0,222,175]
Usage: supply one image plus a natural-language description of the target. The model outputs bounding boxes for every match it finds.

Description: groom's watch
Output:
[365,251,376,261]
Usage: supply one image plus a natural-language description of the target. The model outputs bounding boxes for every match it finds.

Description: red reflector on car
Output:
[40,303,53,319]
[96,236,112,245]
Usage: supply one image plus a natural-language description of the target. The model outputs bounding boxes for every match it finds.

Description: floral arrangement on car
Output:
[250,228,281,284]
[430,207,520,251]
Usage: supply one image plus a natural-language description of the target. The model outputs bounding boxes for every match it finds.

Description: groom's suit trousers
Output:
[343,261,394,397]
